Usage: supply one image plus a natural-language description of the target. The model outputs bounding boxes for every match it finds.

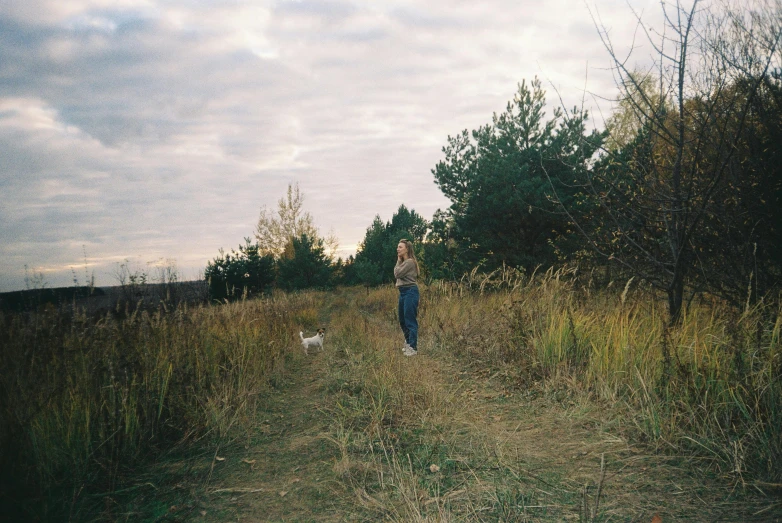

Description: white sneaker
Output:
[402,342,410,353]
[403,347,418,356]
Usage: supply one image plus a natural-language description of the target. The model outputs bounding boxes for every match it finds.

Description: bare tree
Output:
[555,0,780,322]
[255,182,339,259]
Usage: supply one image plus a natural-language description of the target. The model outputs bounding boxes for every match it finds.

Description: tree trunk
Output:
[667,271,685,325]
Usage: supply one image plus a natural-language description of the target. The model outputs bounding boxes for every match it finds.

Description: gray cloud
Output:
[0,0,659,291]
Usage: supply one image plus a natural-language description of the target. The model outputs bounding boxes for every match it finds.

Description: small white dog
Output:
[300,328,325,355]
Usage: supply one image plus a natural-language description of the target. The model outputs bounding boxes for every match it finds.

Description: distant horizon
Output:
[8,244,361,293]
[0,278,210,294]
[1,0,660,292]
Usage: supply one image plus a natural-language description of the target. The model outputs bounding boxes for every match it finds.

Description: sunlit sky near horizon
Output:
[0,0,660,292]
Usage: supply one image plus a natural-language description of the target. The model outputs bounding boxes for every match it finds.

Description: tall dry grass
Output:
[424,267,782,486]
[324,283,621,520]
[0,291,322,520]
[2,276,778,519]
[323,286,468,521]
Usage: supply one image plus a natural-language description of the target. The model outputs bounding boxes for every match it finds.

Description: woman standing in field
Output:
[395,239,419,356]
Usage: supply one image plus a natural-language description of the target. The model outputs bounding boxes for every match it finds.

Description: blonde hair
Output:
[399,239,419,275]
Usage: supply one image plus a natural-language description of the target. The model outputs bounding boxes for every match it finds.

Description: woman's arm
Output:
[394,259,417,281]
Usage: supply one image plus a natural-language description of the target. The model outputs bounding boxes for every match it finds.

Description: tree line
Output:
[204,181,429,300]
[207,0,781,323]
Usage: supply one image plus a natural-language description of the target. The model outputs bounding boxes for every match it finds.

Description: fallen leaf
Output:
[651,515,662,523]
[215,456,225,461]
[291,478,301,483]
[429,464,440,473]
[241,458,256,465]
[279,490,288,497]
[200,510,207,516]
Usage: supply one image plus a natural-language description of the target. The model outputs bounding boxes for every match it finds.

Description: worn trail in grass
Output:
[199,350,341,521]
[198,289,780,522]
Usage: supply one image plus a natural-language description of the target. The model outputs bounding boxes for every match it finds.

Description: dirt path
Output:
[199,352,342,521]
[428,360,775,521]
[194,296,780,522]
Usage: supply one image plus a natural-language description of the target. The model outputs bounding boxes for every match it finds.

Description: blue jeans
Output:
[398,285,419,349]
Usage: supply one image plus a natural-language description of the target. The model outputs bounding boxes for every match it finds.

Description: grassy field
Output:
[0,292,321,520]
[1,274,780,521]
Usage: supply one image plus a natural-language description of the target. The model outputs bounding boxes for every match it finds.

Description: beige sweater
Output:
[394,258,418,287]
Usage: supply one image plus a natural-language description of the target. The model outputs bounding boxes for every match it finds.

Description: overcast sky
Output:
[0,0,658,291]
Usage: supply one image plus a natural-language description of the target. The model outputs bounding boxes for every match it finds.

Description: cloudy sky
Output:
[0,0,657,291]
